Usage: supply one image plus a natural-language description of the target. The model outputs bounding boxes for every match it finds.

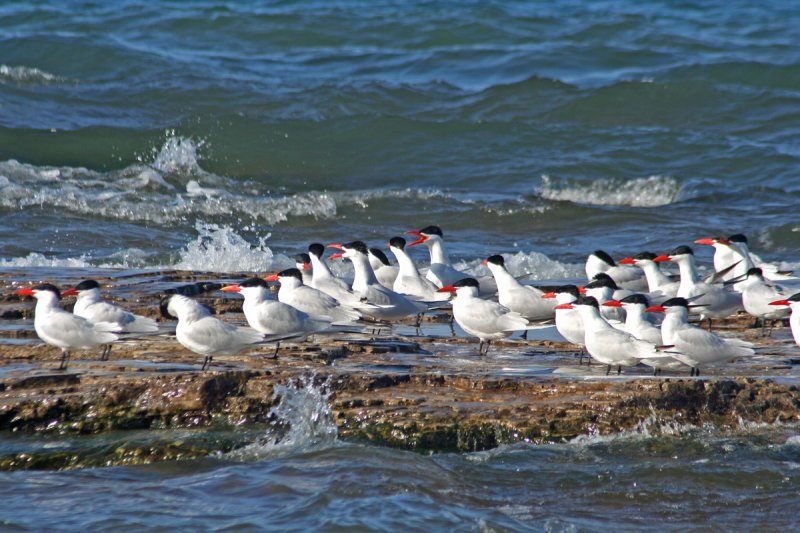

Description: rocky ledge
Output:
[1,271,799,470]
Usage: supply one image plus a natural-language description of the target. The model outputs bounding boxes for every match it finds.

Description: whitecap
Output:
[537,174,682,207]
[0,64,66,84]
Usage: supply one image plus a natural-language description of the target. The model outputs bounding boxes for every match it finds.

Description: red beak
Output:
[769,299,790,306]
[264,274,280,281]
[554,303,574,310]
[482,259,489,266]
[404,230,427,247]
[618,257,636,265]
[602,300,622,307]
[653,255,671,263]
[61,288,78,297]
[694,238,715,246]
[327,243,344,250]
[578,286,587,294]
[542,292,556,299]
[302,262,310,270]
[15,288,35,296]
[220,284,241,293]
[645,305,666,313]
[329,253,344,260]
[437,285,457,293]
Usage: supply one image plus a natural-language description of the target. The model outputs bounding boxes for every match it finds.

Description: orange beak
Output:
[404,230,427,247]
[437,285,457,293]
[264,274,280,282]
[220,284,241,293]
[61,288,78,297]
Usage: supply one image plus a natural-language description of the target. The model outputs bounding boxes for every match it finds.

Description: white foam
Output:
[0,135,339,225]
[173,222,293,273]
[456,250,584,281]
[0,64,65,84]
[537,174,682,207]
[0,252,94,269]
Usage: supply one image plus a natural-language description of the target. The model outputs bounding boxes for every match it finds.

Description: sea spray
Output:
[226,374,338,461]
[173,222,291,273]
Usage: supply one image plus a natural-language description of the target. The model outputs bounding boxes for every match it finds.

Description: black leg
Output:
[59,350,69,370]
[521,329,528,340]
[202,355,212,371]
[617,365,622,375]
[606,365,611,376]
[272,341,281,359]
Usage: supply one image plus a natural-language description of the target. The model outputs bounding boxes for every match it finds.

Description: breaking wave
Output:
[537,175,683,207]
[0,64,67,85]
[457,250,584,281]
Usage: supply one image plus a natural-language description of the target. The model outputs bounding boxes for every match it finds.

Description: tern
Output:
[405,225,467,288]
[768,293,800,348]
[265,268,361,323]
[437,277,529,355]
[368,247,399,289]
[484,255,555,322]
[557,296,659,375]
[161,294,264,370]
[306,243,362,305]
[727,267,791,332]
[585,250,648,292]
[543,285,585,348]
[618,252,679,301]
[388,236,441,301]
[604,294,684,374]
[330,241,427,321]
[584,273,632,322]
[646,297,754,376]
[654,245,742,324]
[221,277,332,337]
[293,253,314,286]
[63,279,158,360]
[17,284,118,370]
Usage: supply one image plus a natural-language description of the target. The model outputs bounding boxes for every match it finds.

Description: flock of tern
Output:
[13,226,800,375]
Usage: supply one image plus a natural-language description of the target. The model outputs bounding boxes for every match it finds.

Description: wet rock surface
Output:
[1,271,799,469]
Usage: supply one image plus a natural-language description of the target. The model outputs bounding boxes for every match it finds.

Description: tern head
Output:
[308,243,325,259]
[619,293,650,307]
[769,292,800,308]
[543,284,581,301]
[294,253,311,271]
[590,250,616,267]
[265,268,304,285]
[342,240,369,257]
[484,255,505,268]
[405,225,442,247]
[645,297,693,315]
[654,245,693,263]
[221,277,269,294]
[728,233,748,245]
[61,279,101,297]
[437,277,479,295]
[586,273,618,291]
[368,247,391,266]
[388,236,406,250]
[16,283,62,301]
[619,252,658,265]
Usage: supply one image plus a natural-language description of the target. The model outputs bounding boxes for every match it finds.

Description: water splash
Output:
[174,222,292,273]
[226,374,338,461]
[537,175,682,207]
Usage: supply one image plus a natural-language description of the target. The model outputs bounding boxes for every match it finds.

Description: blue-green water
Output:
[3,0,800,529]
